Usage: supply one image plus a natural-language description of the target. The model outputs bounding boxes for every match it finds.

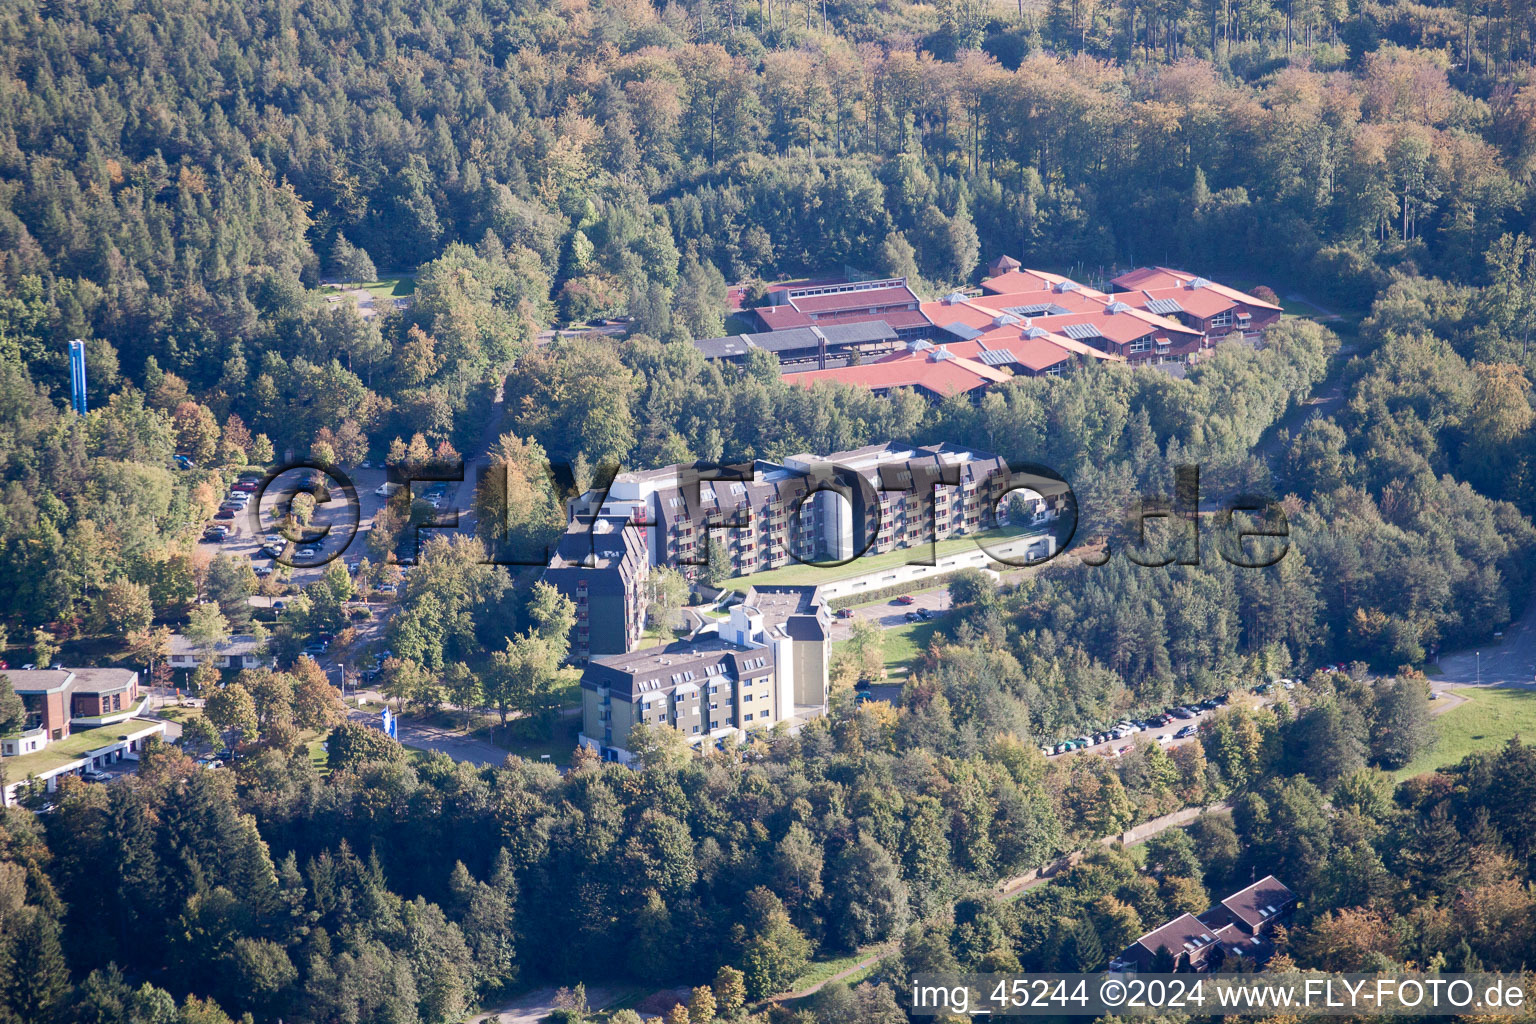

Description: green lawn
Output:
[320,275,415,301]
[1393,686,1536,779]
[833,613,946,675]
[485,714,583,764]
[723,526,1031,592]
[784,945,890,994]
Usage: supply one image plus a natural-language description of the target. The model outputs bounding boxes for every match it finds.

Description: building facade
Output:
[168,633,274,671]
[568,442,1017,583]
[752,278,934,340]
[1110,875,1297,972]
[541,515,650,659]
[2,668,143,756]
[579,585,830,763]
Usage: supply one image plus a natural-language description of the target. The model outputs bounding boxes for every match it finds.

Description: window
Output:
[1129,336,1155,353]
[744,713,754,722]
[692,725,700,734]
[710,702,718,710]
[743,694,753,702]
[1211,310,1234,328]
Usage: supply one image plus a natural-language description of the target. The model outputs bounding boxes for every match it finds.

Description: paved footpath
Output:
[770,800,1234,1004]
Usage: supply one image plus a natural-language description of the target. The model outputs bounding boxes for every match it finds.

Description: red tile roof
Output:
[1126,285,1240,319]
[787,347,1011,397]
[944,336,1073,373]
[1110,266,1186,290]
[1111,267,1283,312]
[980,268,1105,296]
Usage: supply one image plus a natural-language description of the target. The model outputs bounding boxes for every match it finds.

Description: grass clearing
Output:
[320,275,416,301]
[723,527,1030,592]
[1393,686,1536,779]
[785,945,891,994]
[833,611,947,674]
[485,714,583,764]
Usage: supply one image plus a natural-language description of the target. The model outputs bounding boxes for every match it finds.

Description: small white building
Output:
[0,719,168,807]
[167,634,273,671]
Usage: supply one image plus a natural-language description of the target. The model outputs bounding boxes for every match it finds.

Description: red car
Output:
[893,595,915,605]
[232,481,258,492]
[836,608,855,619]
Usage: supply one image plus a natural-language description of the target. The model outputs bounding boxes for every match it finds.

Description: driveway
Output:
[345,698,511,766]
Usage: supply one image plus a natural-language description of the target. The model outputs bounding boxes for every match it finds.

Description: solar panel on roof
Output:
[1145,298,1185,315]
[940,323,981,341]
[979,349,1015,366]
[1062,323,1102,340]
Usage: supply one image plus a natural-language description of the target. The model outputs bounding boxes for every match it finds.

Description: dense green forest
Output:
[1,0,1536,1019]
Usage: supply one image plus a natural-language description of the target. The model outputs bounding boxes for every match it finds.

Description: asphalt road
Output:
[1435,589,1536,690]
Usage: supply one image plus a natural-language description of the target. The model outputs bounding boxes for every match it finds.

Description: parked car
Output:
[893,595,915,605]
[296,546,319,557]
[917,608,932,620]
[256,546,281,559]
[1175,725,1198,739]
[213,509,235,520]
[232,481,258,493]
[377,583,398,595]
[253,566,273,578]
[1157,733,1173,745]
[904,611,918,622]
[81,767,110,783]
[835,608,855,619]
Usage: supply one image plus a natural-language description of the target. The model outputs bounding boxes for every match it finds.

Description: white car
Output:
[296,546,319,557]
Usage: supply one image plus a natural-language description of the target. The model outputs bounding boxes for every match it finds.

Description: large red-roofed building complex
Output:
[751,278,933,340]
[730,260,1284,399]
[1109,266,1284,338]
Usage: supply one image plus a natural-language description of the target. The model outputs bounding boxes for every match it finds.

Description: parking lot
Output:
[1043,693,1243,760]
[828,588,952,640]
[196,465,466,583]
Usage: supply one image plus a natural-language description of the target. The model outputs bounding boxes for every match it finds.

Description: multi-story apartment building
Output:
[579,585,830,763]
[781,442,1014,561]
[568,442,1019,583]
[570,461,824,581]
[541,514,649,659]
